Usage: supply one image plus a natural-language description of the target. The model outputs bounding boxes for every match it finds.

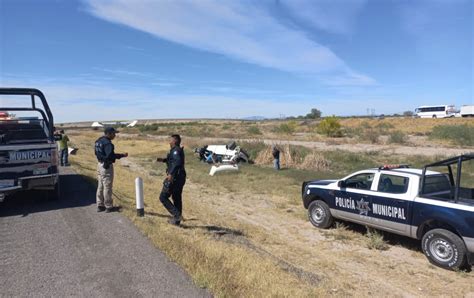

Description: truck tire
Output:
[308,200,333,229]
[421,228,467,270]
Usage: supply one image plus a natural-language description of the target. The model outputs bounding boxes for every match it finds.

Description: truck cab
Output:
[0,88,61,201]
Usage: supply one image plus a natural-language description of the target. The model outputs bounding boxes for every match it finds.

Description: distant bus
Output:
[415,105,456,118]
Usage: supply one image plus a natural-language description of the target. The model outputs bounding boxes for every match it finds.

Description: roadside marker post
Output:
[135,177,144,217]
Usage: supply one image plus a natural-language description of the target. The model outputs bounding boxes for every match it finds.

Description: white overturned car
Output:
[195,141,249,164]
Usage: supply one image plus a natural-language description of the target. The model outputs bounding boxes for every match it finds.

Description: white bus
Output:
[415,105,456,118]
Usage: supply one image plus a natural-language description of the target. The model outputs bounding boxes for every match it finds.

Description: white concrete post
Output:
[135,177,144,217]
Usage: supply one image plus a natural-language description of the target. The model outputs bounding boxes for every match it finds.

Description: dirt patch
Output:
[121,133,473,157]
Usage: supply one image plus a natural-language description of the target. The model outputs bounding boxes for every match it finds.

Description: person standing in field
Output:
[156,134,186,225]
[272,145,280,170]
[94,127,128,213]
[57,130,70,166]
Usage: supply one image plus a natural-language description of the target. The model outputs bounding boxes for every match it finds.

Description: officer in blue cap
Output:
[94,127,128,213]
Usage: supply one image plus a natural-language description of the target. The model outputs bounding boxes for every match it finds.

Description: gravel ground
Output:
[0,167,210,297]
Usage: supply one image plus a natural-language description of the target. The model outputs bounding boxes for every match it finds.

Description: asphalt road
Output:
[0,167,209,297]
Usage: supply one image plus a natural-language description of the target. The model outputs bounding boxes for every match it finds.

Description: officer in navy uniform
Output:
[157,134,186,225]
[95,127,128,213]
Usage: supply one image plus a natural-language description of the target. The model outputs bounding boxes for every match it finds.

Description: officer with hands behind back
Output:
[157,134,186,226]
[95,127,128,213]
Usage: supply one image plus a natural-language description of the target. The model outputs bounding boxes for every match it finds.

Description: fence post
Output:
[135,177,144,217]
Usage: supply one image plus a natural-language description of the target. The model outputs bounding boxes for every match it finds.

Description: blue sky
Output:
[0,0,472,122]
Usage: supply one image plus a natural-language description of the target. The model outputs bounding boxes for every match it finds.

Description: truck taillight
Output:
[51,149,58,166]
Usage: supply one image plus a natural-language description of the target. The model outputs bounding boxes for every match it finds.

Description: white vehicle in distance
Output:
[460,105,474,117]
[415,105,456,118]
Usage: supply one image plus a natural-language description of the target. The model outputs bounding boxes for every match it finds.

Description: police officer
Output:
[95,127,128,213]
[157,134,186,225]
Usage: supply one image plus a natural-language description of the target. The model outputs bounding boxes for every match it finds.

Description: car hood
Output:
[308,180,337,186]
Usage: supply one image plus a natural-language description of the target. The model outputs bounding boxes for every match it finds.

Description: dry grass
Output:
[254,144,330,171]
[70,132,324,297]
[68,130,474,297]
[340,117,473,135]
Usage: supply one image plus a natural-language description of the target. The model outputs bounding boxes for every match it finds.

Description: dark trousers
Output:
[60,149,68,166]
[159,177,186,219]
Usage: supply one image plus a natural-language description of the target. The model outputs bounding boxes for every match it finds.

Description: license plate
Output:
[33,168,49,175]
[0,179,14,188]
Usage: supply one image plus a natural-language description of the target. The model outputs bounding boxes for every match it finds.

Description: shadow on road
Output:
[0,172,96,218]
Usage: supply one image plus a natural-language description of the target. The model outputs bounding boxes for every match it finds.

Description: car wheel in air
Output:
[308,200,333,229]
[421,228,467,270]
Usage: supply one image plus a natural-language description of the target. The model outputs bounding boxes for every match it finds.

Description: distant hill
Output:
[241,116,266,121]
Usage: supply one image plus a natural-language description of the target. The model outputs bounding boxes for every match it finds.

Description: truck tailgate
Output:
[0,144,58,189]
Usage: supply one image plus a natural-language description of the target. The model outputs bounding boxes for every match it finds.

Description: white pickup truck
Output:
[0,88,61,201]
[302,155,474,270]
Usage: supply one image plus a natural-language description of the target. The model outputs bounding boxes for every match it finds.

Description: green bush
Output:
[375,122,394,133]
[317,116,342,137]
[351,127,379,144]
[388,130,408,144]
[247,126,262,135]
[274,121,297,135]
[137,123,159,132]
[239,141,267,160]
[430,125,474,146]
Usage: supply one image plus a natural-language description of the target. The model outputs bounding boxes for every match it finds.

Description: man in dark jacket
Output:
[272,145,280,170]
[157,134,186,225]
[95,127,128,213]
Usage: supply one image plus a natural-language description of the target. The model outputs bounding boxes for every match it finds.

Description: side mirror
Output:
[338,180,346,188]
[54,134,62,141]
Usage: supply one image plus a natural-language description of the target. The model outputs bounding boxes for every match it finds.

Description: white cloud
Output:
[92,67,154,77]
[1,77,311,122]
[279,0,367,35]
[2,75,406,122]
[84,0,374,86]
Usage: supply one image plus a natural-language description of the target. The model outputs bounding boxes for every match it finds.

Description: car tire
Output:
[421,228,467,270]
[308,200,333,229]
[239,149,250,162]
[432,115,437,118]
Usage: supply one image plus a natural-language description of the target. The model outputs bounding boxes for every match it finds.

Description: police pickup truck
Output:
[301,154,474,270]
[0,88,60,201]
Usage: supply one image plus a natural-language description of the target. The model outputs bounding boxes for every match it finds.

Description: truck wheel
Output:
[308,200,333,229]
[421,229,467,270]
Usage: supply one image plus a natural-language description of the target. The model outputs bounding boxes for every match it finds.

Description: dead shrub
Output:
[366,228,389,251]
[298,152,331,171]
[255,144,330,171]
